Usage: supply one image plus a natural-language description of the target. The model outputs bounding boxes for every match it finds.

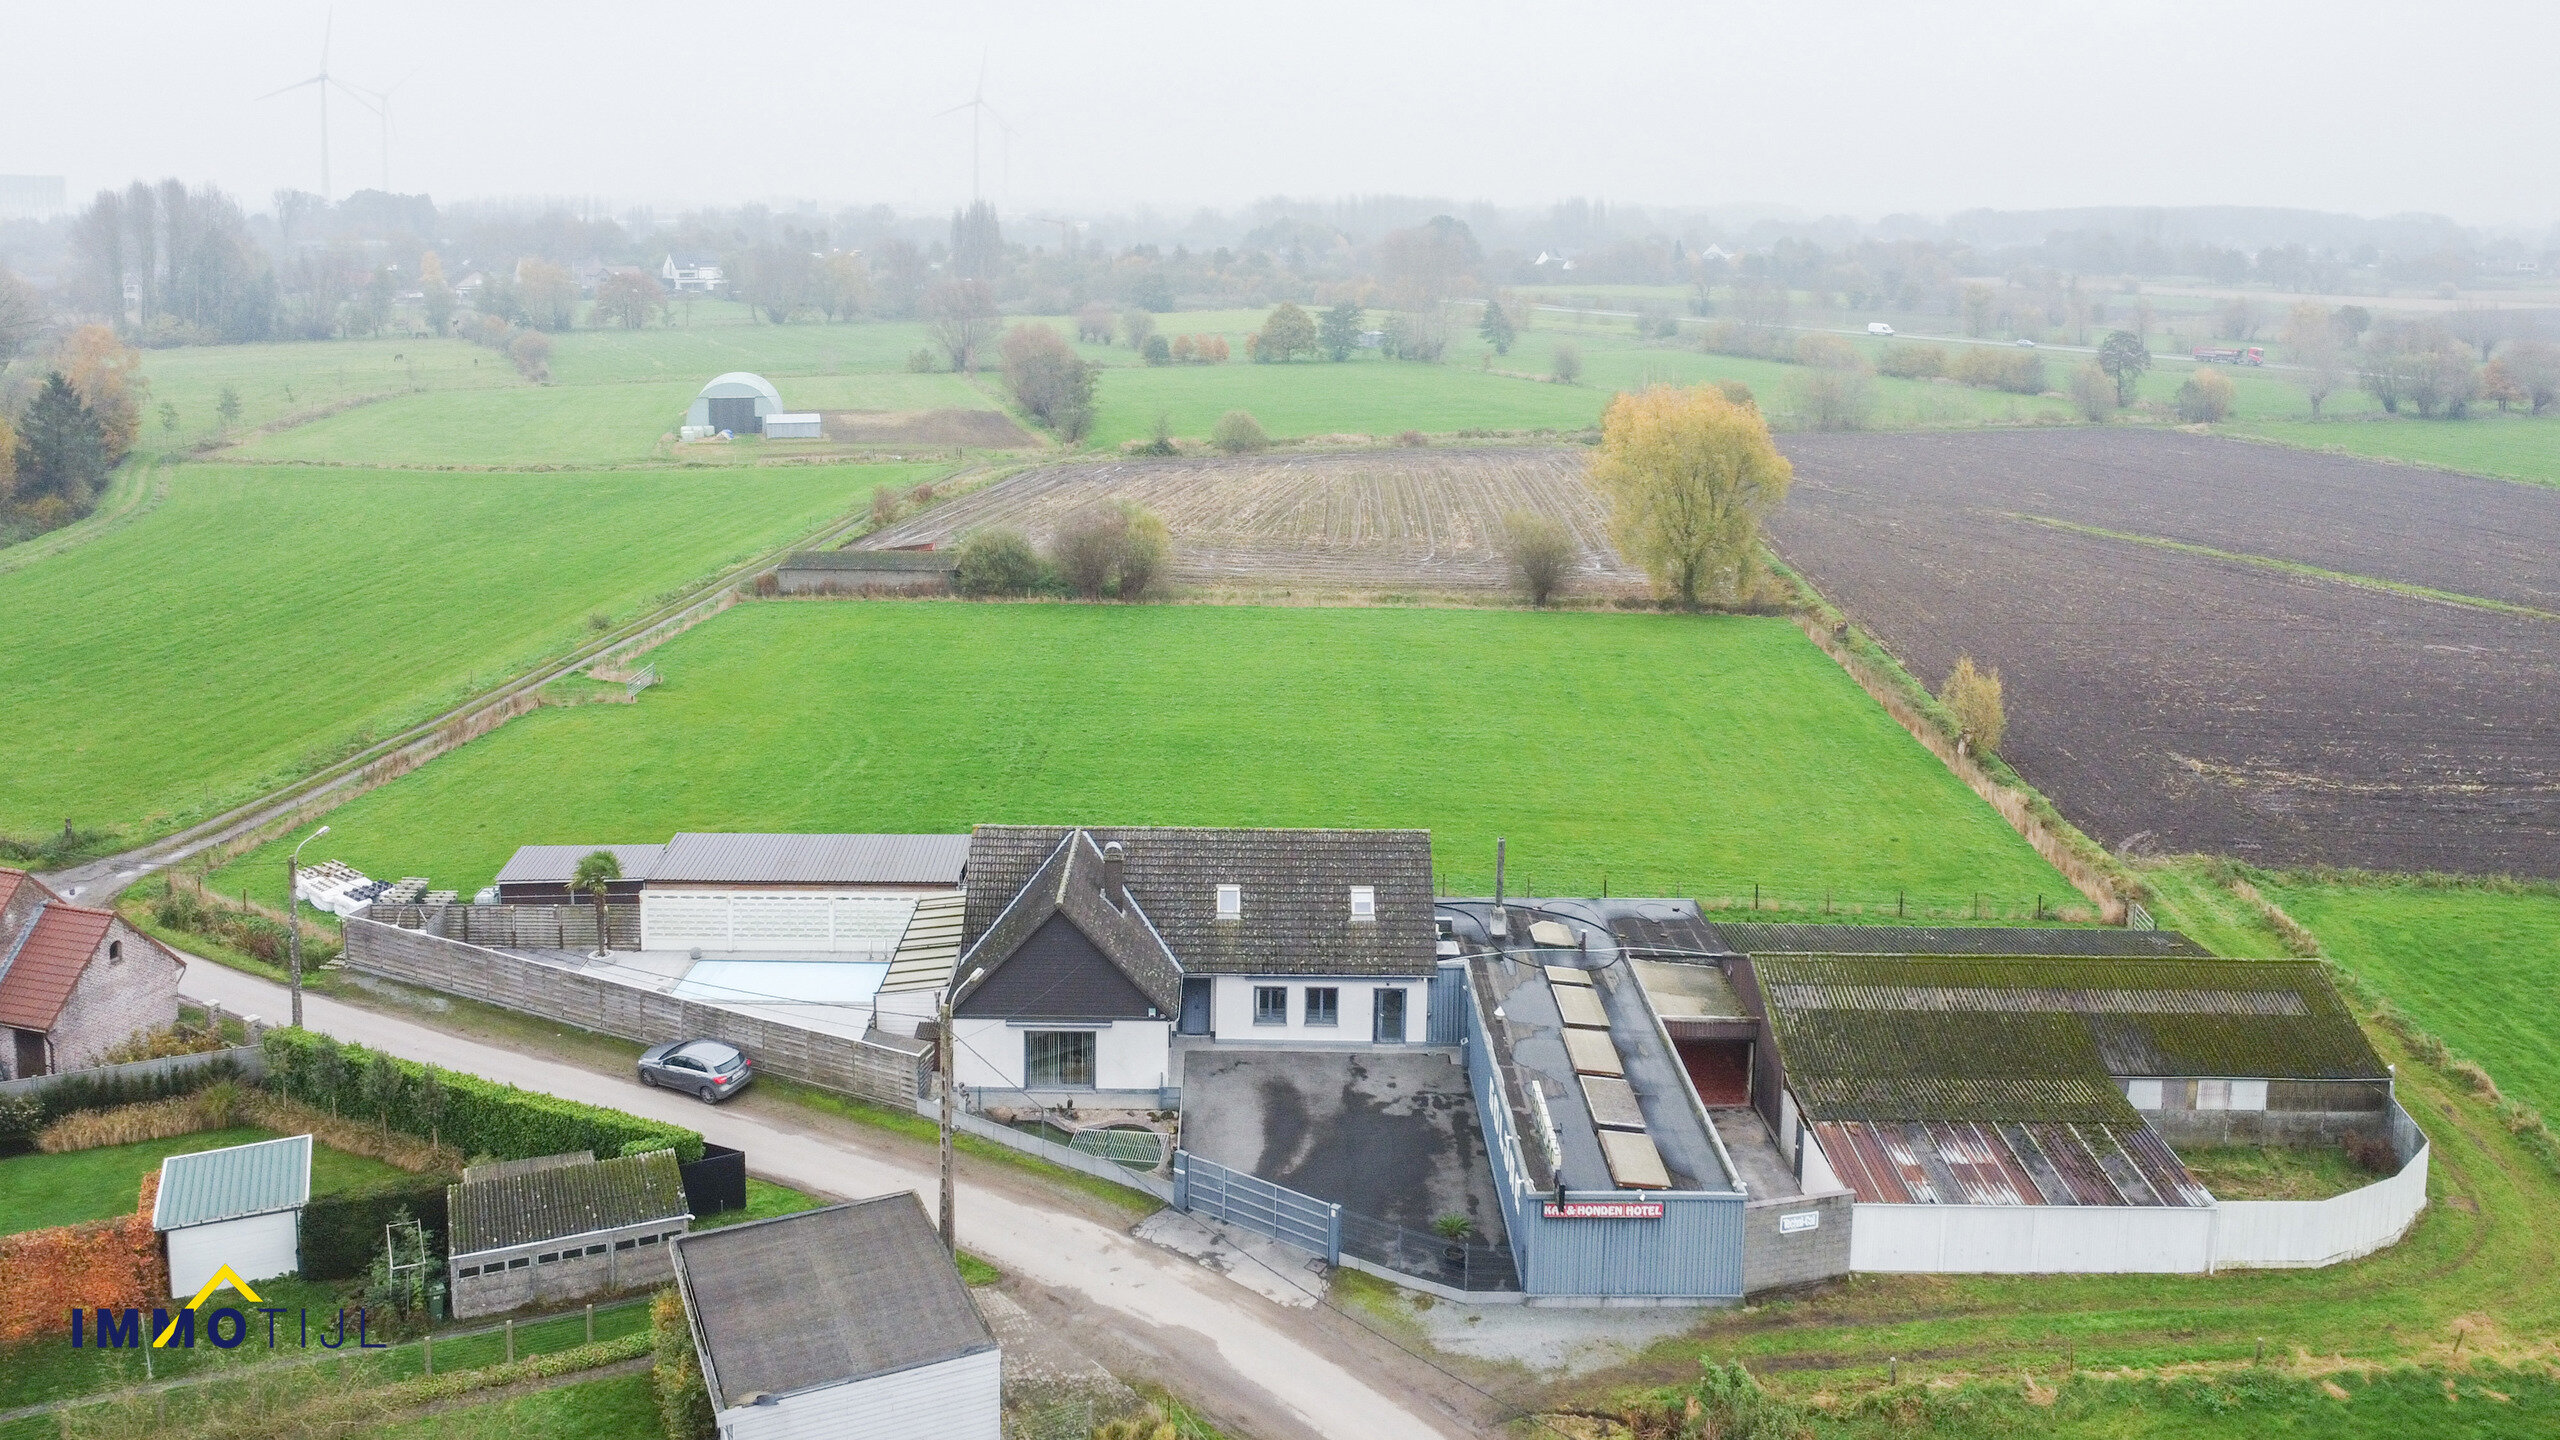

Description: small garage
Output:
[761,412,823,439]
[153,1134,312,1296]
[683,373,785,435]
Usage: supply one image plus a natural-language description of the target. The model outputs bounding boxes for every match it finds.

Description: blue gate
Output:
[1172,1151,1342,1263]
[1426,960,1469,1045]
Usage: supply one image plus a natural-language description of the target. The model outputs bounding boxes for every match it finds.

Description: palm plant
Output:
[572,850,621,958]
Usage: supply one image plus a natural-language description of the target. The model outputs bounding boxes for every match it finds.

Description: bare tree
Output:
[1502,511,1576,605]
[2282,303,2346,417]
[924,279,1000,373]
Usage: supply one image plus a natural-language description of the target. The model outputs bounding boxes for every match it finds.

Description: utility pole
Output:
[287,824,330,1028]
[938,992,957,1251]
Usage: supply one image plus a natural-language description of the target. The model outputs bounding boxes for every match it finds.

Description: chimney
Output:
[1101,841,1127,907]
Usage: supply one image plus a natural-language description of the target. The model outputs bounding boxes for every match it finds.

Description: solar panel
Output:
[1544,964,1594,988]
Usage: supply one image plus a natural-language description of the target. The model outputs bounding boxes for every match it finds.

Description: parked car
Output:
[639,1039,755,1102]
[2013,337,2038,347]
[1867,322,1895,336]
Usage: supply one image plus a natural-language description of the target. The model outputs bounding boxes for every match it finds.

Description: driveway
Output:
[179,961,1485,1440]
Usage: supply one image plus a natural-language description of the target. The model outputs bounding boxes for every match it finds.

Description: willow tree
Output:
[1587,384,1792,605]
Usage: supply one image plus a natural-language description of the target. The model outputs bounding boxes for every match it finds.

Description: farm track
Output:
[1770,429,2560,876]
[862,446,1646,592]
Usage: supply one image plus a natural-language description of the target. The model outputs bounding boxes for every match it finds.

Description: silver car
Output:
[638,1038,755,1102]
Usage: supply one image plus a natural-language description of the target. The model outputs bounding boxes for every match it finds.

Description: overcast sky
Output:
[9,1,2556,229]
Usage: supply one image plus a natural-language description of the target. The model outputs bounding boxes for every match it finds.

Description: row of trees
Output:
[952,502,1171,602]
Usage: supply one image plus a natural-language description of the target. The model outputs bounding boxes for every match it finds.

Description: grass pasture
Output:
[2234,411,2560,489]
[0,461,940,842]
[210,601,2073,913]
[1085,357,1606,447]
[0,1125,417,1236]
[138,336,521,443]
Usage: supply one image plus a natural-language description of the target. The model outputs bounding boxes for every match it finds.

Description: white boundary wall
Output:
[1850,1102,2427,1275]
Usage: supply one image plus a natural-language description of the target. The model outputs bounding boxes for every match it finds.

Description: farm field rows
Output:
[0,461,940,843]
[1768,429,2559,875]
[864,446,1644,591]
[208,602,2075,913]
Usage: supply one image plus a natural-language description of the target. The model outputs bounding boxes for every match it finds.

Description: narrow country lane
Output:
[177,960,1480,1440]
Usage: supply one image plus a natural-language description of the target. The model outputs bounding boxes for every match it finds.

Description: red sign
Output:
[1542,1200,1665,1220]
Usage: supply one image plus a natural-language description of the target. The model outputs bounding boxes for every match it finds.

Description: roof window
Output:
[1215,884,1242,920]
[1349,886,1376,921]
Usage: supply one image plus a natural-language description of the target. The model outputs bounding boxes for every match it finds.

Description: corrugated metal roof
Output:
[1713,923,2210,958]
[654,833,970,887]
[462,1151,594,1184]
[448,1149,689,1256]
[154,1134,313,1230]
[672,1194,995,1406]
[493,845,664,886]
[1814,1119,2213,1207]
[879,892,966,994]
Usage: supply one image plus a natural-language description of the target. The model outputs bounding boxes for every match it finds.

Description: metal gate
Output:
[1172,1151,1341,1263]
[1426,961,1468,1044]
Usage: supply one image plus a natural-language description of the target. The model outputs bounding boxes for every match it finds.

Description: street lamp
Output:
[287,825,330,1028]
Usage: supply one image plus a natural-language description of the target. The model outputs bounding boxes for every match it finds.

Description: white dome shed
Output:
[685,372,785,433]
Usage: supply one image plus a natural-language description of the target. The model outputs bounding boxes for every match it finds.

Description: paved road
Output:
[179,961,1477,1440]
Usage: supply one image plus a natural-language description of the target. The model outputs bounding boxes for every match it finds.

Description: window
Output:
[637,1234,658,1247]
[1349,886,1376,921]
[538,1252,560,1264]
[2197,1079,2233,1111]
[1215,884,1242,919]
[2125,1079,2164,1110]
[107,940,122,962]
[1024,1030,1097,1087]
[1305,987,1339,1027]
[615,1239,637,1251]
[1254,986,1288,1025]
[507,1257,530,1270]
[2231,1079,2269,1112]
[585,1244,607,1256]
[457,1265,481,1278]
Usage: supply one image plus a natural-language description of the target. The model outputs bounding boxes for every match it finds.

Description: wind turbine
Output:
[934,53,1012,206]
[256,12,372,200]
[354,68,421,193]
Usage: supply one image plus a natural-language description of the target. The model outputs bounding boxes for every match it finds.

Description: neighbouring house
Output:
[683,372,784,436]
[154,1134,312,1296]
[445,1149,692,1319]
[491,844,664,908]
[771,549,960,595]
[669,1193,999,1440]
[943,827,1437,1099]
[662,252,725,293]
[0,868,184,1079]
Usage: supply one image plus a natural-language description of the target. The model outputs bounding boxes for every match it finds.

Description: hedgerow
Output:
[261,1029,703,1165]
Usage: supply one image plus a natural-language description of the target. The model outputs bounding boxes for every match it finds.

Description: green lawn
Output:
[210,601,2071,912]
[0,461,939,842]
[0,1126,419,1236]
[139,336,522,442]
[692,1177,829,1231]
[2232,412,2560,488]
[370,1369,660,1440]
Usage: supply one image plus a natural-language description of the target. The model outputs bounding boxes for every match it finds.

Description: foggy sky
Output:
[9,0,2556,229]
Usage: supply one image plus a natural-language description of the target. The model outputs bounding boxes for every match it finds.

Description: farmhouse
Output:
[446,1149,692,1318]
[0,867,184,1079]
[153,1134,312,1295]
[669,1194,999,1440]
[661,252,724,292]
[683,372,783,435]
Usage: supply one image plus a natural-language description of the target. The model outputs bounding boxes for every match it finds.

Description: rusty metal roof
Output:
[1815,1119,2211,1208]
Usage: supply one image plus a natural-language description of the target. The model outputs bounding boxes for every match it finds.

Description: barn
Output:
[684,373,784,436]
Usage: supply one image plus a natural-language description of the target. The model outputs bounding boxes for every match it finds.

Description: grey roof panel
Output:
[671,1195,995,1406]
[448,1149,690,1256]
[1711,923,2209,958]
[493,845,663,886]
[154,1134,312,1230]
[779,549,959,572]
[653,833,970,887]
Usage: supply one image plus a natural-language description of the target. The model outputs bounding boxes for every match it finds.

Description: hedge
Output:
[260,1030,703,1166]
[0,1174,163,1344]
[302,1182,454,1280]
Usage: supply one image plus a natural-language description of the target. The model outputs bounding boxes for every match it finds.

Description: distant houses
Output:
[662,253,724,293]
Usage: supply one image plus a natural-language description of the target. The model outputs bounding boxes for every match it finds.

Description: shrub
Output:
[1791,368,1873,431]
[1550,342,1582,384]
[1699,321,1791,361]
[0,1173,162,1344]
[36,1083,250,1153]
[505,330,552,382]
[1791,333,1864,370]
[2342,1130,2397,1174]
[654,1288,717,1440]
[262,1029,703,1163]
[305,1185,452,1280]
[96,1021,230,1065]
[1210,410,1268,454]
[1141,334,1172,365]
[2175,367,2235,422]
[1502,511,1576,606]
[1877,343,1947,379]
[905,346,940,373]
[953,528,1045,596]
[869,486,903,528]
[1048,502,1170,601]
[0,1092,39,1150]
[1949,347,2046,394]
[18,1046,249,1127]
[2068,362,2118,421]
[749,570,780,598]
[1938,654,2006,754]
[999,322,1095,430]
[1395,429,1426,447]
[1715,379,1756,409]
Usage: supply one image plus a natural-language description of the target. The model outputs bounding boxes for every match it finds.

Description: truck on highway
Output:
[2193,345,2265,365]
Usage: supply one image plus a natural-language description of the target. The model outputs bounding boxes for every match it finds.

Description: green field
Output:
[0,461,939,842]
[139,336,521,441]
[0,1126,415,1236]
[2233,412,2560,488]
[209,601,2071,911]
[1087,357,1606,446]
[372,1371,660,1440]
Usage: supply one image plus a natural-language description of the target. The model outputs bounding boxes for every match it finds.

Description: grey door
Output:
[705,396,758,433]
[1372,987,1407,1044]
[12,1028,46,1078]
[1179,977,1213,1035]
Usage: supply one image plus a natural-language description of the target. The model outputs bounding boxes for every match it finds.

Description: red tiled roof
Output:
[0,867,59,919]
[0,904,117,1031]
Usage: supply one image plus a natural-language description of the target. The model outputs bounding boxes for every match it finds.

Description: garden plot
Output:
[863,446,1645,592]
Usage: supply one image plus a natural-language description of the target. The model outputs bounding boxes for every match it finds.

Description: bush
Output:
[1210,410,1268,454]
[953,528,1045,596]
[303,1184,452,1280]
[36,1083,249,1153]
[2068,362,2118,421]
[149,882,338,966]
[0,1092,39,1150]
[1877,343,1947,379]
[1047,502,1171,601]
[1791,333,1864,370]
[1140,334,1171,365]
[1699,321,1791,361]
[654,1288,717,1440]
[2176,367,2235,422]
[1792,368,1873,431]
[1395,429,1427,447]
[906,346,940,373]
[262,1029,703,1163]
[505,330,552,382]
[998,323,1095,430]
[1550,342,1582,384]
[1716,379,1756,409]
[1949,347,2047,393]
[1502,511,1576,606]
[0,1173,161,1344]
[1938,654,2006,754]
[17,1048,249,1127]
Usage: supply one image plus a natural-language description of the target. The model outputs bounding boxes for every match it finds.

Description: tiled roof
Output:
[1712,923,2210,958]
[654,833,969,887]
[1761,954,2385,1124]
[955,832,1185,1013]
[0,903,117,1031]
[493,845,664,885]
[153,1135,313,1230]
[965,826,1436,976]
[448,1149,690,1256]
[671,1195,995,1407]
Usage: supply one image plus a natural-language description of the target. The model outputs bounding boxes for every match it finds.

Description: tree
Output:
[1141,334,1171,365]
[2175,368,2235,423]
[2066,363,2117,422]
[1502,510,1575,605]
[0,264,40,364]
[571,850,621,959]
[1478,297,1517,355]
[924,280,999,372]
[46,325,145,460]
[2096,330,2150,405]
[1550,342,1582,384]
[215,385,242,430]
[2282,303,2346,418]
[1588,385,1793,606]
[954,528,1044,596]
[1048,501,1170,600]
[1210,410,1268,453]
[418,251,455,335]
[158,401,179,438]
[2487,340,2559,414]
[999,323,1095,434]
[1121,309,1156,355]
[1938,655,2005,754]
[516,261,580,331]
[1253,303,1317,363]
[949,200,1005,281]
[1791,368,1873,431]
[817,252,871,321]
[591,269,666,330]
[12,373,112,515]
[1319,300,1363,361]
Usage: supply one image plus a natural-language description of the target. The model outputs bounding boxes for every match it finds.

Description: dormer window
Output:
[1349,886,1376,922]
[1215,884,1241,920]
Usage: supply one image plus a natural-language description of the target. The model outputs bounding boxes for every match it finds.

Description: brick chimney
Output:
[1101,840,1127,908]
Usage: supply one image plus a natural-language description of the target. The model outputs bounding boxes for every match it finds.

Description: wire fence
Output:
[1337,1211,1520,1292]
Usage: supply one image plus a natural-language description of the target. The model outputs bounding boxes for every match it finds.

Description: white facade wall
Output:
[165,1211,299,1296]
[640,891,924,954]
[2216,1136,2429,1268]
[720,1348,1000,1440]
[873,989,937,1039]
[947,1018,1171,1092]
[1206,976,1425,1044]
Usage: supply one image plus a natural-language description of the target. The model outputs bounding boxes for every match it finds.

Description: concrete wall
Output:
[1741,1191,1854,1295]
[450,1220,682,1319]
[947,1017,1170,1091]
[1207,975,1423,1044]
[2217,1101,2429,1269]
[724,1347,1001,1440]
[345,916,930,1106]
[0,1043,262,1099]
[36,918,183,1075]
[166,1211,298,1295]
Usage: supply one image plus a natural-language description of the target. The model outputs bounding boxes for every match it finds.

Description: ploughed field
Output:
[1769,428,2559,876]
[862,446,1645,592]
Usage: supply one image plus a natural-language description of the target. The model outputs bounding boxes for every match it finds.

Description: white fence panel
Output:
[2215,1136,2428,1269]
[1852,1202,2215,1274]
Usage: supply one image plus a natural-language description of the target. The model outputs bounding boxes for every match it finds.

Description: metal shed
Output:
[154,1134,312,1296]
[683,373,785,434]
[761,412,824,439]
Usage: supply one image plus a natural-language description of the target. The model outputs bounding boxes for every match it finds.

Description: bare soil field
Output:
[821,407,1036,448]
[1771,430,2559,876]
[861,445,1645,592]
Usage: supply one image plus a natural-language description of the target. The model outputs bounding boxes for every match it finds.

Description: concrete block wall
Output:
[1741,1190,1854,1295]
[450,1230,677,1319]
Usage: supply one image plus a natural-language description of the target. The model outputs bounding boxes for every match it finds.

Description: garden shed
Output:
[446,1149,692,1318]
[153,1134,312,1296]
[684,372,785,435]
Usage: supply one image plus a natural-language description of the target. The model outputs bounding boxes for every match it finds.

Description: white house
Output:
[944,827,1438,1100]
[669,1194,998,1440]
[662,253,725,292]
[153,1134,312,1296]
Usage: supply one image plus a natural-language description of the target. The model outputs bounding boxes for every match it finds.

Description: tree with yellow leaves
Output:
[1587,384,1792,605]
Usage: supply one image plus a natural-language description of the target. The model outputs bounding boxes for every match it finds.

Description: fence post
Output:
[585,1303,594,1344]
[423,1331,432,1375]
[504,1318,514,1364]
[1327,1203,1343,1265]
